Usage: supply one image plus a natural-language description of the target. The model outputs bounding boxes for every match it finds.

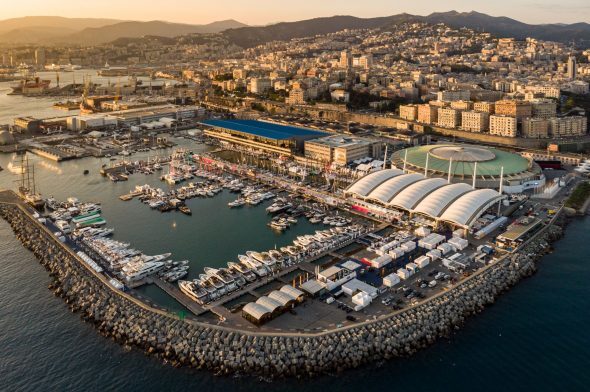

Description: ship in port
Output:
[13,154,45,209]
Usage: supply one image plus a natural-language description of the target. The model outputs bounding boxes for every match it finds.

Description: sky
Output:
[2,0,590,25]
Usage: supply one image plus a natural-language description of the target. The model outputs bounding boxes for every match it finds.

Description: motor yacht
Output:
[227,262,257,282]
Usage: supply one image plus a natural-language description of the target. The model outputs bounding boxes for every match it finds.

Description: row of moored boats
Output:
[179,224,366,304]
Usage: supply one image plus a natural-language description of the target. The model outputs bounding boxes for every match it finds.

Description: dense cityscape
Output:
[1,4,589,391]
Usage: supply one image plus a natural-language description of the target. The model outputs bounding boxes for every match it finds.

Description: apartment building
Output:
[250,78,272,94]
[437,90,471,102]
[473,101,495,114]
[490,115,518,137]
[531,99,557,119]
[417,104,438,124]
[495,100,532,119]
[549,116,588,138]
[437,108,462,128]
[461,111,489,132]
[399,104,418,121]
[450,100,473,111]
[286,88,306,105]
[522,118,549,138]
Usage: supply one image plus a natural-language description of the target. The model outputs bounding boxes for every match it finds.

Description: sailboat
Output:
[13,154,45,209]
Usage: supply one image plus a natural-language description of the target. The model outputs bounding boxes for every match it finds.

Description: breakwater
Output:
[0,198,564,378]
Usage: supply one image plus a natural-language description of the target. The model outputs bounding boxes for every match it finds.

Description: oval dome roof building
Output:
[390,144,544,192]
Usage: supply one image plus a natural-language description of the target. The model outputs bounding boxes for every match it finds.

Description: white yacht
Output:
[227,262,257,282]
[179,280,209,303]
[247,251,276,269]
[204,267,238,292]
[124,261,165,281]
[574,160,590,173]
[142,253,172,263]
[238,254,268,276]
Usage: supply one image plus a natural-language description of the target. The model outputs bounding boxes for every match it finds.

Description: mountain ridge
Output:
[0,13,589,46]
[221,11,590,47]
[0,17,247,44]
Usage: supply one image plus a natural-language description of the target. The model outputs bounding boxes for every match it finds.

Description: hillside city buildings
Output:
[1,20,589,165]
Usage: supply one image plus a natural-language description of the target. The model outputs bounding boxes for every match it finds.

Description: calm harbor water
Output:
[0,69,175,124]
[1,92,589,390]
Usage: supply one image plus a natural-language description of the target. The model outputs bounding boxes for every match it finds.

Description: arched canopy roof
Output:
[280,285,304,299]
[366,173,424,204]
[242,303,270,320]
[256,296,282,313]
[412,183,474,218]
[345,169,403,197]
[268,290,294,307]
[388,178,448,211]
[439,189,503,227]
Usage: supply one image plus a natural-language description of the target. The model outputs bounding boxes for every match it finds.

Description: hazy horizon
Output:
[1,0,590,25]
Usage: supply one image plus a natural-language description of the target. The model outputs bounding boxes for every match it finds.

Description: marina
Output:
[0,124,586,379]
[0,5,589,387]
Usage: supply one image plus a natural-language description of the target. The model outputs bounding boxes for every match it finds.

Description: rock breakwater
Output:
[0,202,563,378]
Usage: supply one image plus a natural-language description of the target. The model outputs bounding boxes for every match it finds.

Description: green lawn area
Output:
[565,181,590,210]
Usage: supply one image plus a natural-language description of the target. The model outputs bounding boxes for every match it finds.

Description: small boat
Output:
[83,169,89,175]
[179,205,192,215]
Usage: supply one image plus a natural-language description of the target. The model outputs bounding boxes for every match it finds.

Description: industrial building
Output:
[66,105,204,131]
[202,119,327,155]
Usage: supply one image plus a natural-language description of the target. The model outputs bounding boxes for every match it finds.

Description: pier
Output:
[150,277,208,316]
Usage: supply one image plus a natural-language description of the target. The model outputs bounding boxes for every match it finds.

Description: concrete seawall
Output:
[0,200,564,377]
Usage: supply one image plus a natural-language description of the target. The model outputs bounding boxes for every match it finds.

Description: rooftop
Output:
[306,134,374,148]
[392,144,532,177]
[202,119,327,141]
